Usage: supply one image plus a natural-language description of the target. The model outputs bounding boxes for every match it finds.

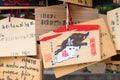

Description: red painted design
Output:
[40,34,62,41]
[40,25,99,42]
[90,38,96,56]
[62,50,69,57]
[44,53,52,62]
[53,25,99,33]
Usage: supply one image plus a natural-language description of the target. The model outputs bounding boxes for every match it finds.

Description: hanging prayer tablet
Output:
[0,57,40,80]
[107,8,120,50]
[40,24,101,68]
[0,17,36,57]
[54,18,117,78]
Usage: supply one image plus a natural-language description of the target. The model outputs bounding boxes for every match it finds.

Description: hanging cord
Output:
[9,9,13,22]
[64,2,73,30]
[68,4,73,25]
[65,2,69,30]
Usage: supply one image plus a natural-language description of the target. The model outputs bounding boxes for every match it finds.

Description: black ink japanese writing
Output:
[1,21,34,30]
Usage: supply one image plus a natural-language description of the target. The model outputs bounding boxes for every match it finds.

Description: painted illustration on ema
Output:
[51,32,89,65]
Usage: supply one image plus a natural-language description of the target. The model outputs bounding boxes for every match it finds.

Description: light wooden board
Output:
[0,6,42,10]
[59,0,93,7]
[107,8,120,50]
[98,14,120,55]
[0,17,36,57]
[31,44,43,80]
[40,24,101,68]
[0,57,40,80]
[110,61,120,64]
[54,18,117,78]
[35,4,98,40]
[113,0,120,4]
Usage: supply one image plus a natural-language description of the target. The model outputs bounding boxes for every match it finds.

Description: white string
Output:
[65,3,69,30]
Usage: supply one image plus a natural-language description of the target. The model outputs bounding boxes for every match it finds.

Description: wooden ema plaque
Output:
[40,24,101,68]
[59,0,93,7]
[0,57,40,80]
[107,8,120,50]
[0,17,36,57]
[54,18,117,78]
